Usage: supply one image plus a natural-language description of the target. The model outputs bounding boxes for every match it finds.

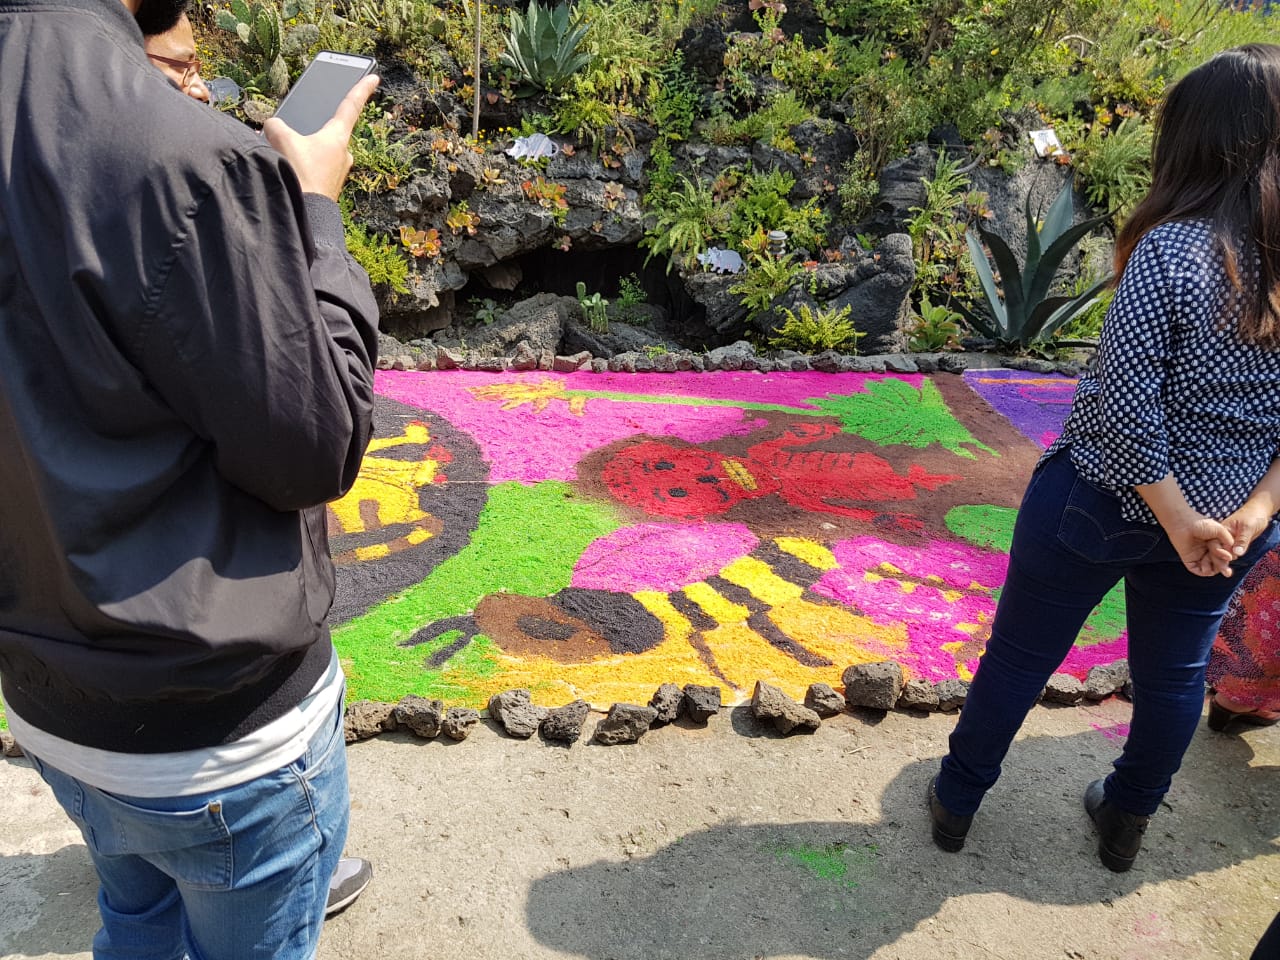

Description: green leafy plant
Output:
[837,152,879,224]
[1072,116,1153,221]
[471,297,503,325]
[907,296,965,352]
[962,181,1112,349]
[576,281,609,332]
[349,109,419,193]
[906,151,973,297]
[728,90,812,152]
[727,167,827,254]
[344,0,445,53]
[730,244,804,325]
[617,273,647,311]
[769,302,865,354]
[500,1,592,92]
[641,173,731,272]
[341,198,409,294]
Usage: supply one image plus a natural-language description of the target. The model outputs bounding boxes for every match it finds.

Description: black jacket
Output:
[0,0,379,751]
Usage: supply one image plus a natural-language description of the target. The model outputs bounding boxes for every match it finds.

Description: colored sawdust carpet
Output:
[330,368,1124,709]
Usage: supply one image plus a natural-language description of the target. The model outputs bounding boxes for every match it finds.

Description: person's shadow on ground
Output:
[524,720,1280,959]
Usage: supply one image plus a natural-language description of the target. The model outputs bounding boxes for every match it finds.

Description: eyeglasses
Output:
[146,52,202,90]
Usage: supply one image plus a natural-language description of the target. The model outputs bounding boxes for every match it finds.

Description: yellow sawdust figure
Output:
[327,423,443,563]
[468,379,587,416]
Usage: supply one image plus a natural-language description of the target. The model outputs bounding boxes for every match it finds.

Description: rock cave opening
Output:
[458,242,715,347]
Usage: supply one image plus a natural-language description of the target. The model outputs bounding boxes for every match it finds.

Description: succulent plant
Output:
[500,1,592,93]
[961,180,1112,349]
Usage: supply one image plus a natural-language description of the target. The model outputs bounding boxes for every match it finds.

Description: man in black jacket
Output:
[0,0,380,954]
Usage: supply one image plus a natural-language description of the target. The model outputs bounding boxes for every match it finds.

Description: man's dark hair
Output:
[134,0,188,38]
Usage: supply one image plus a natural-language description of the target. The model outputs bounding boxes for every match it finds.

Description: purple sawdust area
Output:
[963,369,1076,448]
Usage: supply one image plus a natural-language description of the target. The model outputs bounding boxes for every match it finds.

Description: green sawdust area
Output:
[946,504,1126,642]
[809,379,997,460]
[333,480,624,706]
[773,841,880,888]
[569,380,998,461]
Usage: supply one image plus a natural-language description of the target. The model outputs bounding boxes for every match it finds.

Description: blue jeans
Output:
[937,449,1280,818]
[27,699,349,960]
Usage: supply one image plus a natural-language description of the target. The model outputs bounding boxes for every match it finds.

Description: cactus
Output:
[575,282,609,334]
[215,0,292,96]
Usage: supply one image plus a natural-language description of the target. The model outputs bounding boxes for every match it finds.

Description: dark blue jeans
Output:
[937,448,1280,818]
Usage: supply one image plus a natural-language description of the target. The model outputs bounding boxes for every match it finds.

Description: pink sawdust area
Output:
[374,369,923,483]
[331,368,1124,708]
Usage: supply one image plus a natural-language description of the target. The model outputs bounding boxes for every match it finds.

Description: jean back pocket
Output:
[1057,476,1161,565]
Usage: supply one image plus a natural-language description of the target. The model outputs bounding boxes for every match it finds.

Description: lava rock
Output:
[393,695,445,739]
[882,353,919,373]
[436,346,464,370]
[828,235,916,353]
[649,683,684,726]
[752,681,822,734]
[541,700,592,744]
[896,678,941,711]
[804,683,846,718]
[553,350,592,372]
[344,700,398,743]
[441,707,481,741]
[811,349,842,373]
[488,689,550,739]
[1043,673,1086,705]
[681,684,722,723]
[510,340,539,370]
[593,703,658,745]
[707,340,756,371]
[1085,661,1130,701]
[842,661,905,711]
[0,731,23,758]
[935,678,971,712]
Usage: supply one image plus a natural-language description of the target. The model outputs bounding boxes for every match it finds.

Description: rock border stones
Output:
[326,661,1134,751]
[376,331,1088,380]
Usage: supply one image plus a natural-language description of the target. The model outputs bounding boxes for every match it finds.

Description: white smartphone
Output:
[272,51,378,136]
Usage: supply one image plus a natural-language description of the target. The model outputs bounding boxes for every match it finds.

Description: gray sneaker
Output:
[326,858,373,917]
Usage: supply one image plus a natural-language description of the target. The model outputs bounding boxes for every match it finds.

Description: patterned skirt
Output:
[1207,547,1280,711]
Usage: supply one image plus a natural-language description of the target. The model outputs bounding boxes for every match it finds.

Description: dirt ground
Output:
[2,696,1278,960]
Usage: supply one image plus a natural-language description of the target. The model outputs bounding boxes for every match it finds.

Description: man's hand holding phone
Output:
[264,72,379,201]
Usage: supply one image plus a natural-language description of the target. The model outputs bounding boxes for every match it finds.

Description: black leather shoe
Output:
[928,775,973,852]
[1084,779,1148,872]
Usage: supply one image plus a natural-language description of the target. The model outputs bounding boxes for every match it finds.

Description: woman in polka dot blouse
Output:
[928,45,1280,874]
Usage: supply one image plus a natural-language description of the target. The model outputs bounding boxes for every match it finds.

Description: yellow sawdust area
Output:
[442,593,912,709]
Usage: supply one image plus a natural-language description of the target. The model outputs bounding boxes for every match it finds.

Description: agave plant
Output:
[961,181,1112,349]
[500,1,592,93]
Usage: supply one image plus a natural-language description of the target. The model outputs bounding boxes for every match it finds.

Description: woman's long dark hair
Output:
[1116,43,1280,349]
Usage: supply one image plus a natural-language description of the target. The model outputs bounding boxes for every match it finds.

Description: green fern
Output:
[769,303,865,354]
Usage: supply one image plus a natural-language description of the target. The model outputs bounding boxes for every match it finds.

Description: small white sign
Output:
[1029,129,1065,158]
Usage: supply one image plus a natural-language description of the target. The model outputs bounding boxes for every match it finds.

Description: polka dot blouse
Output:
[1043,219,1280,525]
